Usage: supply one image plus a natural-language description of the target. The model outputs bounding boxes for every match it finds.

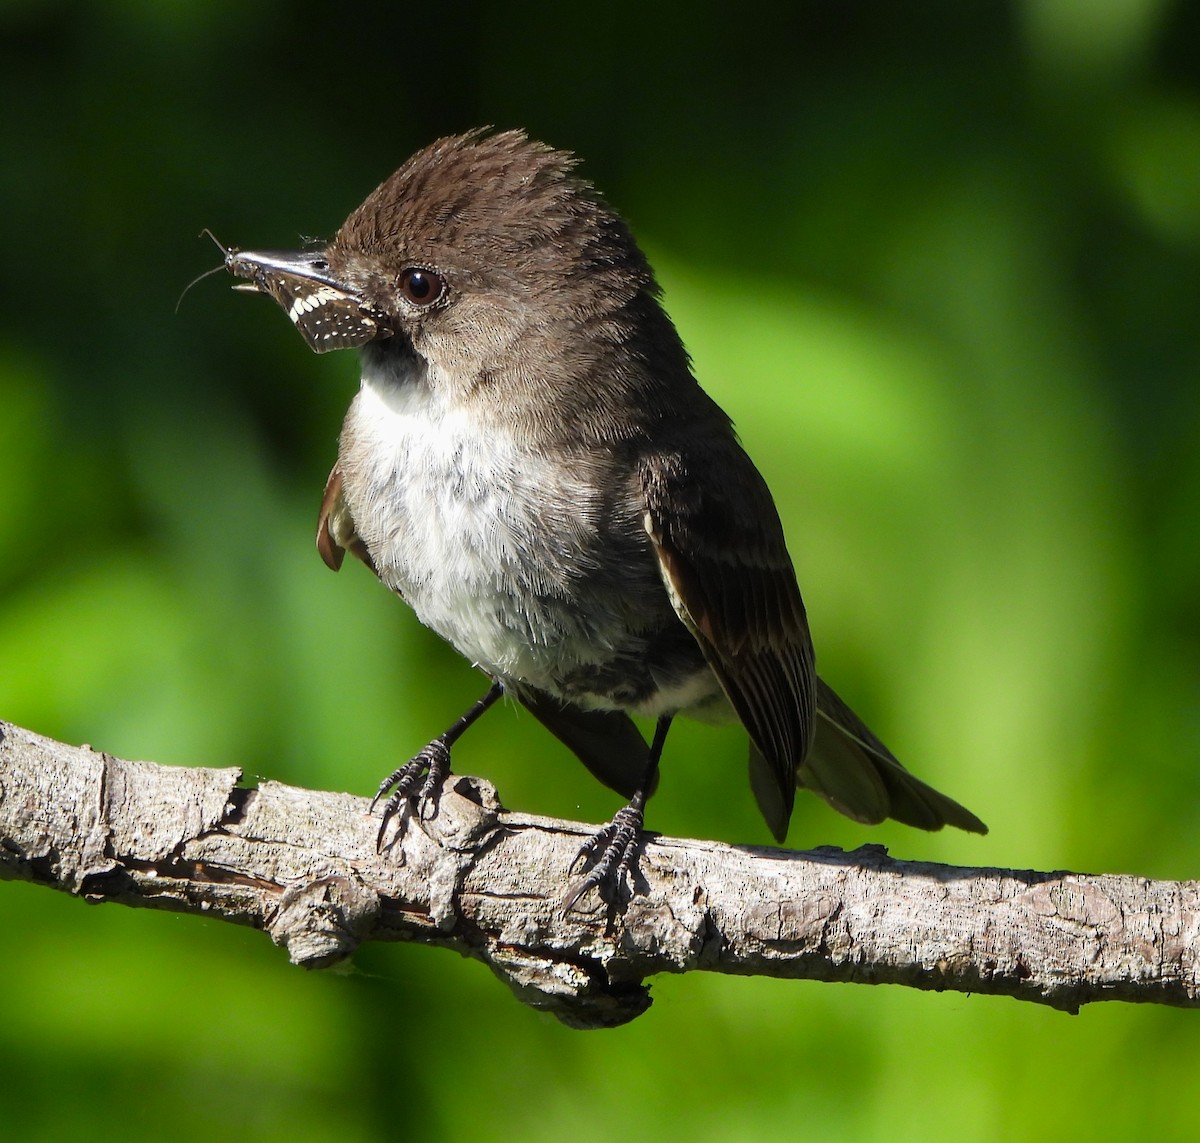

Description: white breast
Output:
[336,361,621,686]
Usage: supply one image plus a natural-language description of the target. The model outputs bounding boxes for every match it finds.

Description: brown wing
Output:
[641,442,986,841]
[316,464,375,573]
[640,442,816,840]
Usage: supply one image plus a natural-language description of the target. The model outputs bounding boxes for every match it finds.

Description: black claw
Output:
[371,739,452,850]
[370,683,505,851]
[562,803,645,911]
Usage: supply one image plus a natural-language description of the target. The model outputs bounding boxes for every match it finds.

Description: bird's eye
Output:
[398,267,446,307]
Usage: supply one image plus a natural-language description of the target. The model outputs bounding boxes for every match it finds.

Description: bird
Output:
[222,128,986,907]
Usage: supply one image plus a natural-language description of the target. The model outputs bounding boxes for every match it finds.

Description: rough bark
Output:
[2,718,1197,1029]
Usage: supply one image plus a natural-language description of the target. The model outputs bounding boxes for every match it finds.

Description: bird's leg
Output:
[563,714,672,911]
[372,680,504,849]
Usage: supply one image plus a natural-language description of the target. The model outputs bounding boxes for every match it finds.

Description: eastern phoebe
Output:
[222,129,985,906]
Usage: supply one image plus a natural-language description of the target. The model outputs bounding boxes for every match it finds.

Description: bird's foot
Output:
[370,738,451,850]
[563,802,646,911]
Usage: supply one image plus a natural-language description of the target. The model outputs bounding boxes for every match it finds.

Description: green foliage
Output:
[2,2,1199,1139]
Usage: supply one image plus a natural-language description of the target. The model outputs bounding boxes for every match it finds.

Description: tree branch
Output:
[2,718,1197,1028]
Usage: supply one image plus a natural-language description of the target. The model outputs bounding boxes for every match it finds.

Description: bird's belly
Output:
[338,379,708,709]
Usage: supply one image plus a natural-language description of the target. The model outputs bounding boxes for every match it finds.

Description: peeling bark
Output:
[2,719,1198,1029]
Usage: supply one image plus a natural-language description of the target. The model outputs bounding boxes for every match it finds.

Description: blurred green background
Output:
[3,0,1200,1139]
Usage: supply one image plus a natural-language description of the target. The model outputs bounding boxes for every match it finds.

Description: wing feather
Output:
[316,464,375,573]
[640,442,816,838]
[639,439,986,840]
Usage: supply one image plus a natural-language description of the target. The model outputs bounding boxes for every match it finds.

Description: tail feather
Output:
[519,689,652,800]
[785,676,987,837]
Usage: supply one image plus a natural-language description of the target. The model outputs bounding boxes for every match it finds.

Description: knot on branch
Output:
[267,874,381,967]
